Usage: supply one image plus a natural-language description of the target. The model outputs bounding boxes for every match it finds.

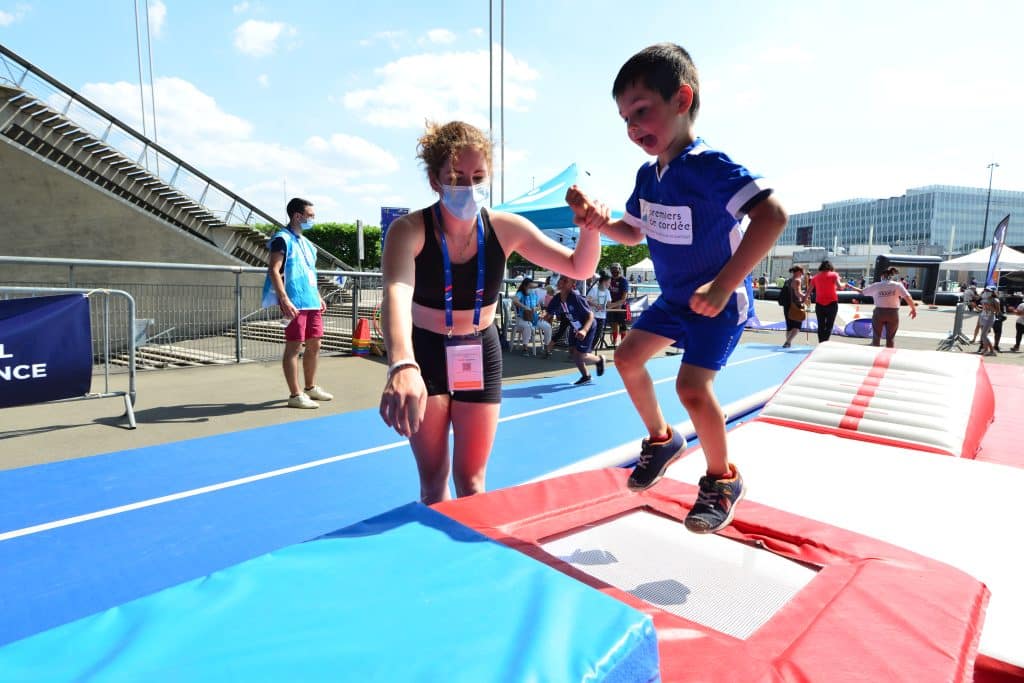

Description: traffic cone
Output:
[352,318,370,356]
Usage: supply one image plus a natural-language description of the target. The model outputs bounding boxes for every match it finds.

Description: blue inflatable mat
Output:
[0,504,659,682]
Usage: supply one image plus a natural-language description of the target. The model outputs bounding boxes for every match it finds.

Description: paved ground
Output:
[2,299,1020,470]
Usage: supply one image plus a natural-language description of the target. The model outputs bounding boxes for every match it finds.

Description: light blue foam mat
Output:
[0,343,805,646]
[0,503,660,683]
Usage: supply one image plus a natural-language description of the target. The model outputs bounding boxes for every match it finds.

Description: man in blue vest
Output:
[262,198,333,409]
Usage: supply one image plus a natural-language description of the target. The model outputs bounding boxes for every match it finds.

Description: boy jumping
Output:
[601,43,787,533]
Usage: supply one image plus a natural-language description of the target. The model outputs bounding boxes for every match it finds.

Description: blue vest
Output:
[261,229,321,310]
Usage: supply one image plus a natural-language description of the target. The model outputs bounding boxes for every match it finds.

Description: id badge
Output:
[445,335,484,392]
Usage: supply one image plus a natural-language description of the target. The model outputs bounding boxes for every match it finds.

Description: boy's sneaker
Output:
[596,355,606,377]
[684,465,745,534]
[304,385,333,401]
[573,375,593,386]
[287,393,319,409]
[627,427,685,491]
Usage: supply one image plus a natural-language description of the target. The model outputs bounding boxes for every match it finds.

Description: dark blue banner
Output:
[984,214,1010,288]
[0,294,92,408]
[380,206,409,255]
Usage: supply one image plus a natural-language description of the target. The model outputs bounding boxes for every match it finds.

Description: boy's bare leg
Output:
[614,328,673,437]
[677,363,728,477]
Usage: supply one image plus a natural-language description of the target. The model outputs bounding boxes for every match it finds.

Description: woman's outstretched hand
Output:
[379,367,428,437]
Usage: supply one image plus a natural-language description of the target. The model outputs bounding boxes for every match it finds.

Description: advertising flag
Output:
[984,214,1010,288]
[0,294,92,408]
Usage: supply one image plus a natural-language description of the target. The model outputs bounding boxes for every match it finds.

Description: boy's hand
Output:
[565,185,610,231]
[689,280,732,317]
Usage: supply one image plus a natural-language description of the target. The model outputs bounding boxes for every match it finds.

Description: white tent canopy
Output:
[939,246,1024,271]
[627,257,655,280]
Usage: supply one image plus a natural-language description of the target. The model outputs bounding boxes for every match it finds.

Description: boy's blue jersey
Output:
[624,138,771,318]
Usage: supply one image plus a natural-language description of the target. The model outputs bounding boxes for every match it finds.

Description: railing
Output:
[0,43,350,271]
[0,255,549,374]
[1,255,381,368]
[0,286,138,428]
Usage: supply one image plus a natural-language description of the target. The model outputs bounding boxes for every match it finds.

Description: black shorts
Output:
[412,323,503,404]
[606,310,629,326]
[784,315,803,331]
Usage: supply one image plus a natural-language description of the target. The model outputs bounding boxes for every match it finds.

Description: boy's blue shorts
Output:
[631,296,744,371]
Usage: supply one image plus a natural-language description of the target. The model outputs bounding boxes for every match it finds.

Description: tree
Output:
[507,242,650,276]
[305,223,383,270]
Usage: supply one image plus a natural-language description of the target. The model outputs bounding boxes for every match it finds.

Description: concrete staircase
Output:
[0,45,351,274]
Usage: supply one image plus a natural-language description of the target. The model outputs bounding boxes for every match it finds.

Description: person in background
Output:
[594,43,788,533]
[512,277,553,357]
[542,283,556,307]
[1010,300,1024,352]
[780,265,807,348]
[860,266,917,348]
[606,262,631,346]
[807,259,859,343]
[991,291,1007,353]
[262,197,333,409]
[546,275,605,385]
[587,271,612,350]
[976,299,997,356]
[379,120,607,504]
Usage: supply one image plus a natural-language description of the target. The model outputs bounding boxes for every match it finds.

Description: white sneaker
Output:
[304,385,333,401]
[287,393,319,409]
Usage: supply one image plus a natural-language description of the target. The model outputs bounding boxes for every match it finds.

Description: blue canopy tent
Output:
[492,164,620,246]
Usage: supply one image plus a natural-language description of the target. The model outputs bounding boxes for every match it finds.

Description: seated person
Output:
[512,278,552,356]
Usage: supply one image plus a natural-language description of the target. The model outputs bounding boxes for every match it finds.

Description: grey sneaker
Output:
[627,427,685,491]
[684,465,745,534]
[305,385,333,401]
[287,393,319,409]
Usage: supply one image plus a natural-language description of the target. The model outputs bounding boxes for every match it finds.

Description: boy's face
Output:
[616,81,694,162]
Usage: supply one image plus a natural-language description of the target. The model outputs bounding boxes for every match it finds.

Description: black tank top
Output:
[412,206,506,310]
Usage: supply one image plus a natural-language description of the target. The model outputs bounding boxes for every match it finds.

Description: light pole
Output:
[982,162,999,243]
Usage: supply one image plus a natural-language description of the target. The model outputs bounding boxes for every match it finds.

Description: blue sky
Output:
[1,1,1021,227]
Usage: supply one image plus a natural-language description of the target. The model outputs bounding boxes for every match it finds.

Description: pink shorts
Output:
[285,309,324,342]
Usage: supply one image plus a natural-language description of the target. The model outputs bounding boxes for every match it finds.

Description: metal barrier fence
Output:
[0,286,138,428]
[1,256,384,370]
[1,257,575,378]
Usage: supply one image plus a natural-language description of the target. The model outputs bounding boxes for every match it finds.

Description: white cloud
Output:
[342,48,538,129]
[234,19,296,57]
[78,77,399,222]
[257,73,269,88]
[303,133,399,175]
[0,4,28,26]
[148,0,166,38]
[232,1,249,13]
[423,29,456,45]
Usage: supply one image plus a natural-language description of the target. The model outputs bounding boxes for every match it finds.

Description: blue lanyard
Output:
[434,204,486,334]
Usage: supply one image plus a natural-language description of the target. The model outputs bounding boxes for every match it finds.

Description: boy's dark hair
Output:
[286,197,312,220]
[818,260,834,272]
[612,43,700,120]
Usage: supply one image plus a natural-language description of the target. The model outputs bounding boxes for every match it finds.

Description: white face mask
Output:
[440,183,490,220]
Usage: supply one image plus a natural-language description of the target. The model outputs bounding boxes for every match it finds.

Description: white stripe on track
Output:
[0,351,787,543]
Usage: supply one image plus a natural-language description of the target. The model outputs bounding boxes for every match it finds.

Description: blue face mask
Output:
[440,183,490,221]
[299,219,314,231]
